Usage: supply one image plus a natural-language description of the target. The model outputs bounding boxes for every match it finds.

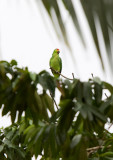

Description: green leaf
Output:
[73,114,83,132]
[29,72,37,81]
[24,125,36,144]
[70,134,82,149]
[75,81,83,102]
[40,94,50,121]
[87,110,93,121]
[44,93,55,114]
[70,79,79,97]
[100,152,113,157]
[0,144,4,152]
[28,91,43,123]
[5,130,15,139]
[34,126,46,157]
[80,106,88,119]
[99,97,113,113]
[58,99,75,139]
[83,82,92,104]
[10,105,17,123]
[88,105,107,122]
[4,139,16,149]
[38,70,56,97]
[10,59,17,66]
[94,82,102,104]
[15,148,26,158]
[59,99,72,108]
[41,93,55,115]
[74,102,87,119]
[34,91,43,112]
[102,81,113,94]
[2,104,10,116]
[93,77,102,85]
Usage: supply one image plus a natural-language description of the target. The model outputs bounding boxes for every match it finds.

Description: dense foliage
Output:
[0,60,113,159]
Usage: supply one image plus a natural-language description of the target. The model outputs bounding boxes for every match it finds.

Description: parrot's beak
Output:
[57,51,60,54]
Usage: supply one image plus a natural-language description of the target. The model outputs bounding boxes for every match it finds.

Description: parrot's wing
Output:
[59,57,62,73]
[49,57,52,67]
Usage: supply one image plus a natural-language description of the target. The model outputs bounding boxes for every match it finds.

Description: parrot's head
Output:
[54,48,60,54]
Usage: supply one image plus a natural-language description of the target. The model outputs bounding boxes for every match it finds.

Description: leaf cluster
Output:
[0,61,113,159]
[0,123,31,160]
[0,60,55,124]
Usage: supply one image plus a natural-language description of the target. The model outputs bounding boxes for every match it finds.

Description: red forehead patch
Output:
[57,49,59,51]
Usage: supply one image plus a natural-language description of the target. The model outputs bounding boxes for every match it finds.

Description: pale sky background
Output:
[0,0,113,159]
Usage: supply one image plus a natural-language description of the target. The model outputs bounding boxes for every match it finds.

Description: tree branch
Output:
[87,145,109,152]
[50,67,74,80]
[87,145,111,156]
[49,92,59,110]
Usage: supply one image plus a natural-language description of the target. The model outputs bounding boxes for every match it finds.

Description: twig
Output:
[92,121,113,156]
[108,121,113,130]
[72,73,75,79]
[87,145,111,156]
[50,92,59,110]
[87,145,111,151]
[105,93,108,98]
[87,145,105,152]
[91,73,94,78]
[99,120,113,147]
[50,67,74,80]
[87,121,112,156]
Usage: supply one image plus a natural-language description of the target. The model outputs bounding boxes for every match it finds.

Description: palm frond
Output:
[37,0,113,73]
[81,0,113,69]
[36,0,85,49]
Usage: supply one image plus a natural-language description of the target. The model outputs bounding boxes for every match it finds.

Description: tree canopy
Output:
[0,60,113,159]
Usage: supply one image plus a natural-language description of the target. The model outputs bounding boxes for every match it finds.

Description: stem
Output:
[105,93,108,98]
[72,73,75,79]
[87,145,104,152]
[87,145,111,156]
[50,67,74,80]
[50,92,58,110]
[107,121,113,130]
[91,73,94,78]
[87,145,111,152]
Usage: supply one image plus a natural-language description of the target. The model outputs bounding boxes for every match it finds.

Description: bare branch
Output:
[91,73,94,78]
[72,73,75,79]
[108,121,113,130]
[105,93,108,98]
[87,145,104,152]
[87,145,111,156]
[49,92,58,110]
[50,67,74,80]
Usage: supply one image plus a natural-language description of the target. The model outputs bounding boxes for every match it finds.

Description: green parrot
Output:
[49,48,62,78]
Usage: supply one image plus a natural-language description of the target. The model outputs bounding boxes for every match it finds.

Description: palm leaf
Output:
[36,0,85,50]
[36,0,113,74]
[81,0,113,70]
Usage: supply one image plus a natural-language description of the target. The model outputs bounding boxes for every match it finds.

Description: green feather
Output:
[49,49,62,78]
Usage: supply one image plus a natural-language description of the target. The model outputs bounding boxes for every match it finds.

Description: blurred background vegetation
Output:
[1,0,113,82]
[38,0,113,80]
